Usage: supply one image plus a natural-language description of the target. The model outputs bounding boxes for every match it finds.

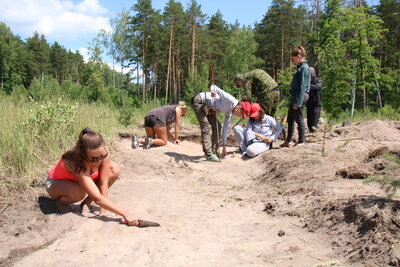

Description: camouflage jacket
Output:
[243,69,278,101]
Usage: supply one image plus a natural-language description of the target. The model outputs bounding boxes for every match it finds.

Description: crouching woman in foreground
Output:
[45,128,138,226]
[234,103,282,158]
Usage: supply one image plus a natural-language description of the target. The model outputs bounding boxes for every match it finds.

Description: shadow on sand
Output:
[164,152,204,163]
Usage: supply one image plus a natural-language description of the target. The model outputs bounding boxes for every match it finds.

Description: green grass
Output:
[2,91,400,198]
[325,105,400,124]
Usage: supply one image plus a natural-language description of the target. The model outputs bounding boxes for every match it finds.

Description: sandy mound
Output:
[306,196,400,266]
[342,120,400,141]
[254,121,400,266]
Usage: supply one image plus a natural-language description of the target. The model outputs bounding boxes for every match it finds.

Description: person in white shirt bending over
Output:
[191,85,251,162]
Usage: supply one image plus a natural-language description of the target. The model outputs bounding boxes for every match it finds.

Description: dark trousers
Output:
[306,104,321,133]
[191,94,221,155]
[286,93,309,143]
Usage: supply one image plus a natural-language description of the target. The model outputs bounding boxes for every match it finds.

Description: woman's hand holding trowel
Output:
[121,218,161,228]
[122,212,139,226]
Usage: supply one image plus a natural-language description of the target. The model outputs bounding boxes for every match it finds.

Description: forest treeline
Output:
[1,0,400,116]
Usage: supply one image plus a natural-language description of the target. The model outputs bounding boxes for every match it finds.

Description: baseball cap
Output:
[250,103,261,118]
[240,101,251,119]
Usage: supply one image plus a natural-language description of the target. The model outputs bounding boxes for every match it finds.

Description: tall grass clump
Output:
[0,96,120,197]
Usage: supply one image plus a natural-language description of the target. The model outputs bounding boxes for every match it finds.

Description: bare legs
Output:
[47,162,121,213]
[141,126,168,147]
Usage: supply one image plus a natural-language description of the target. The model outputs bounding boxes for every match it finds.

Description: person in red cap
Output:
[234,103,282,158]
[191,85,250,161]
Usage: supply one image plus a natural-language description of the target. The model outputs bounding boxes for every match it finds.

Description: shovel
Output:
[121,219,161,228]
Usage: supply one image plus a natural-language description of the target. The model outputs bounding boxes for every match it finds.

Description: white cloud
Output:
[0,0,111,41]
[78,47,90,62]
[75,0,107,15]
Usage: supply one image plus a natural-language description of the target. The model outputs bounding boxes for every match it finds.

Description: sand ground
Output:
[1,120,400,266]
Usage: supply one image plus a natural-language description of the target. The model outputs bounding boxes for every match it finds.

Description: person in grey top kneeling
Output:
[234,103,282,158]
[131,102,187,149]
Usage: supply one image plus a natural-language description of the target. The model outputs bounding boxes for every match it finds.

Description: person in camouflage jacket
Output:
[235,69,280,117]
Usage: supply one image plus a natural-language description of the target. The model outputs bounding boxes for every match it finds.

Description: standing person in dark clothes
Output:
[306,67,322,133]
[280,46,310,148]
[234,69,280,117]
[131,102,187,149]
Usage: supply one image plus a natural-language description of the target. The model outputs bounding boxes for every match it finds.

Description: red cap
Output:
[249,103,261,118]
[241,101,251,119]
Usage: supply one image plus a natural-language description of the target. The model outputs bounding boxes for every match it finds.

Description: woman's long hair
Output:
[250,108,265,123]
[62,128,105,175]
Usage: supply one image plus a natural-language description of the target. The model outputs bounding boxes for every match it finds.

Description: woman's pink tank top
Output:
[48,159,99,181]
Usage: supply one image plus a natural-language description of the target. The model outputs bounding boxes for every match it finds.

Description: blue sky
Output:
[0,0,380,66]
[0,0,272,65]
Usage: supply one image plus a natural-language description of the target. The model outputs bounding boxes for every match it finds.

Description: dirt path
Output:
[3,120,400,266]
[10,139,338,267]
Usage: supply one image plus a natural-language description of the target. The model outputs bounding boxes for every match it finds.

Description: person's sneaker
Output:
[215,152,225,159]
[295,142,305,147]
[279,142,292,148]
[131,136,139,149]
[143,137,153,149]
[238,148,247,155]
[206,153,219,162]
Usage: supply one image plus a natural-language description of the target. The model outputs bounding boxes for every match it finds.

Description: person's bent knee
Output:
[246,149,258,158]
[234,125,242,134]
[110,162,121,178]
[73,189,86,201]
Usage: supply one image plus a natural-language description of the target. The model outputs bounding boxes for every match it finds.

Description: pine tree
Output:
[206,11,229,83]
[26,32,50,85]
[50,42,68,83]
[222,26,263,94]
[163,0,187,103]
[128,0,162,102]
[255,0,307,79]
[186,0,206,77]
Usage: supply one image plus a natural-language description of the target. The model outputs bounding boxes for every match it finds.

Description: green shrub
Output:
[28,75,61,101]
[62,79,83,100]
[378,105,400,120]
[183,65,209,102]
[118,106,135,126]
[21,98,77,140]
[11,85,28,102]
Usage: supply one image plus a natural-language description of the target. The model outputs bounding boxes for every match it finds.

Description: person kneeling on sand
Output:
[234,103,282,158]
[191,84,251,161]
[45,128,139,226]
[131,102,187,149]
